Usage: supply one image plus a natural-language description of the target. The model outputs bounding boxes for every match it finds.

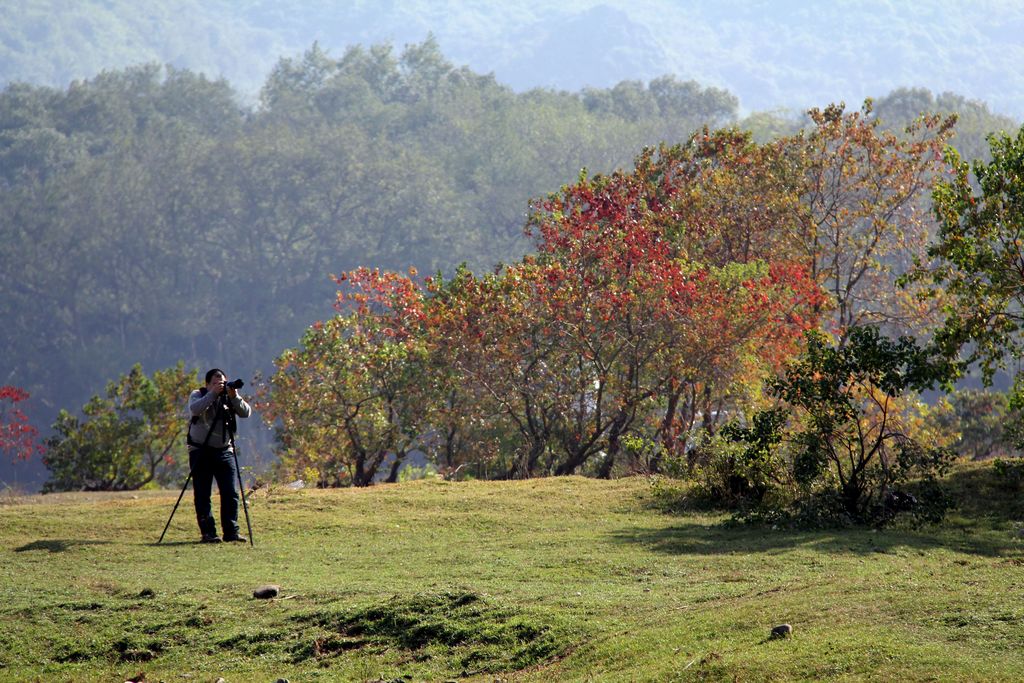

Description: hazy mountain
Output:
[486,5,668,92]
[2,1,1023,118]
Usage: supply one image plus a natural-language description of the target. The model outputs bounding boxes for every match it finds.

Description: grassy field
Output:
[2,463,1024,682]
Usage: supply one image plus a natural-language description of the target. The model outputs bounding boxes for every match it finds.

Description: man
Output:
[187,368,251,543]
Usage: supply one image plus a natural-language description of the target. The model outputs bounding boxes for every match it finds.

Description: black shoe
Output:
[223,534,247,543]
[200,535,222,544]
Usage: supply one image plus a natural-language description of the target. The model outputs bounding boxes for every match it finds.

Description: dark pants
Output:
[190,447,239,539]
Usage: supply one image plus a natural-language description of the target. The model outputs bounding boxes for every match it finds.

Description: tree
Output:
[422,142,821,479]
[42,363,195,492]
[263,268,433,487]
[607,133,820,459]
[431,262,570,478]
[418,266,520,476]
[648,75,737,128]
[872,86,1019,166]
[919,124,1024,454]
[523,143,822,475]
[922,124,1024,379]
[791,101,956,341]
[0,386,44,462]
[767,326,958,523]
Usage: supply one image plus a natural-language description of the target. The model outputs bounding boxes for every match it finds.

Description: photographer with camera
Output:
[187,368,251,543]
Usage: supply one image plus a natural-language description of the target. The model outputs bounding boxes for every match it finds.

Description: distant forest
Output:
[0,39,1019,483]
[4,1,1024,119]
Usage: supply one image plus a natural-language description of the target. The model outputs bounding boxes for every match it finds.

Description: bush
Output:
[679,328,959,528]
[763,327,957,526]
[689,431,788,511]
[992,458,1024,491]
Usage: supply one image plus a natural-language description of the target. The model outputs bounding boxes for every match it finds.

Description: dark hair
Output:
[205,368,226,384]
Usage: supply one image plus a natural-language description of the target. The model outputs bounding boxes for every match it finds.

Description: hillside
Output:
[2,1,1023,117]
[2,468,1024,680]
[3,3,1024,496]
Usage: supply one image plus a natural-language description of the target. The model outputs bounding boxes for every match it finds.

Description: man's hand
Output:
[210,376,226,395]
[227,385,238,399]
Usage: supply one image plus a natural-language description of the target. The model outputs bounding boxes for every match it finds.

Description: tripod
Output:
[158,393,254,546]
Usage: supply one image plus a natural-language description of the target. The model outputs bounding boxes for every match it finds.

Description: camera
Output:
[226,378,245,390]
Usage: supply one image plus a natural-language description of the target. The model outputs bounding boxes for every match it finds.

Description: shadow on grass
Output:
[288,590,578,674]
[149,540,254,547]
[14,539,112,553]
[617,465,1024,559]
[150,540,204,547]
[608,522,1014,557]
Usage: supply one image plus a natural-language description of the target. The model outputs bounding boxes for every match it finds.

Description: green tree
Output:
[923,124,1024,374]
[919,125,1024,450]
[42,363,195,492]
[767,327,957,523]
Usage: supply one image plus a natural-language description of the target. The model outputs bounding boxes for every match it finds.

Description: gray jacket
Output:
[188,388,251,451]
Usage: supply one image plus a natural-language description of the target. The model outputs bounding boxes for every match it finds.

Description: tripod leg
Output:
[158,471,192,544]
[233,449,254,547]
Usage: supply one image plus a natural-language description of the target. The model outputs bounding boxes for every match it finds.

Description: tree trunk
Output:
[385,452,406,483]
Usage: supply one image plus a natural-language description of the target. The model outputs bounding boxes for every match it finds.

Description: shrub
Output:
[992,458,1024,491]
[688,411,794,512]
[707,328,959,528]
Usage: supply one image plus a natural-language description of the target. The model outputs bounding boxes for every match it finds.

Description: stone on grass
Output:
[253,584,280,599]
[770,623,793,639]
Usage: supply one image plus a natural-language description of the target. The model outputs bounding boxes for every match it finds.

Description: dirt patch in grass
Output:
[292,590,580,675]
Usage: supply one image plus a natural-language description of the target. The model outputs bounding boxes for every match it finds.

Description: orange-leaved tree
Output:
[791,101,956,341]
[262,267,434,486]
[264,132,837,482]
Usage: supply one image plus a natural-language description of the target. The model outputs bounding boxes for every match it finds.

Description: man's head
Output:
[205,368,226,387]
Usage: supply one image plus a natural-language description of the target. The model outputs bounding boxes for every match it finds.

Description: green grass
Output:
[2,463,1024,682]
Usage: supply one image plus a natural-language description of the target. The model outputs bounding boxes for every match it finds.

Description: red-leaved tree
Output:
[0,385,44,462]
[520,141,823,473]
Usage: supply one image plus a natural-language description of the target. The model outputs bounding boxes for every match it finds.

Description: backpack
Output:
[186,387,211,449]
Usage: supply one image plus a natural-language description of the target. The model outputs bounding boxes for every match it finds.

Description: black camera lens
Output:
[226,379,245,390]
